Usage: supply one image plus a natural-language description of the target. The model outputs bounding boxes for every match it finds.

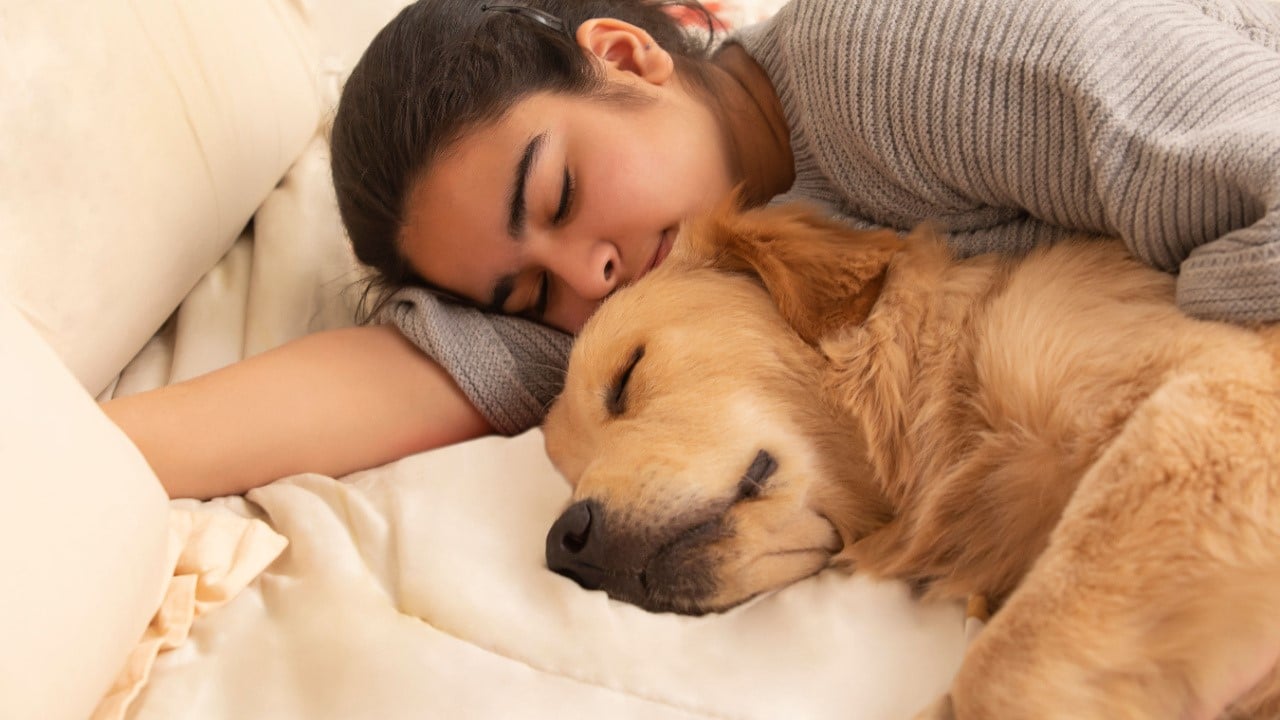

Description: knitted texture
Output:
[386,0,1280,434]
[735,0,1280,322]
[378,287,571,435]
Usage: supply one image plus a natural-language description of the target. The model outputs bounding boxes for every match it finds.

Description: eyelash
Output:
[552,168,574,225]
[532,167,573,318]
[534,272,550,318]
[607,346,645,416]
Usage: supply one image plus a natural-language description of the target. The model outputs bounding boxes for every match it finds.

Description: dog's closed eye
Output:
[607,345,645,416]
[737,450,778,500]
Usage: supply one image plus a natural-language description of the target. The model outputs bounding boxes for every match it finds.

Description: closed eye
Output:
[552,167,574,225]
[532,272,550,319]
[606,345,645,416]
[736,450,778,500]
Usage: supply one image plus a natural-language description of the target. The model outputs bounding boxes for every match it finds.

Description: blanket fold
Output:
[91,508,287,720]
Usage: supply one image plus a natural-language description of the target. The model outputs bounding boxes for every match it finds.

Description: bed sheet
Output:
[129,433,964,720]
[112,134,966,719]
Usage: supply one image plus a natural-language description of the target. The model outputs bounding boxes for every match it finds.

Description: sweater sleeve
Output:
[375,287,572,436]
[1080,0,1280,322]
[740,0,1280,323]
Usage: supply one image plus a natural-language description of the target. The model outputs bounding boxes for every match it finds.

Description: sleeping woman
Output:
[102,0,1280,499]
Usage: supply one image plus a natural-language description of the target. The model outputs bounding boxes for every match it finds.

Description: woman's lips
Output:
[646,227,675,276]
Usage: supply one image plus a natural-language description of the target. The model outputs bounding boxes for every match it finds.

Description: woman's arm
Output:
[102,324,492,499]
[767,0,1280,322]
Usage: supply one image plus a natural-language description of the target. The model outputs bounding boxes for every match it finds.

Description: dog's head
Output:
[542,202,906,614]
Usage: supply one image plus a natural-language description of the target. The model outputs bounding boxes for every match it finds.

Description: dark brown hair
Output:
[329,0,720,319]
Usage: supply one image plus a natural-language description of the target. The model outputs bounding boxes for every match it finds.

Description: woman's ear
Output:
[575,18,674,84]
[683,200,908,345]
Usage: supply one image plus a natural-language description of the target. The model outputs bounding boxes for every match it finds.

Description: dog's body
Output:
[542,204,1280,718]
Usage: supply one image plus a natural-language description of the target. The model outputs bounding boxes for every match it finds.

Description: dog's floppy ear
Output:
[679,200,908,345]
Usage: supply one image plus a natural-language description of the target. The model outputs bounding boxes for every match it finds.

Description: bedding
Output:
[93,510,286,720]
[0,0,321,396]
[105,136,970,720]
[132,436,966,719]
[0,300,170,720]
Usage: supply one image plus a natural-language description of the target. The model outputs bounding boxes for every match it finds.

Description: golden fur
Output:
[542,202,1280,719]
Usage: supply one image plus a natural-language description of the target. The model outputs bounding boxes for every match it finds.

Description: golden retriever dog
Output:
[541,202,1280,719]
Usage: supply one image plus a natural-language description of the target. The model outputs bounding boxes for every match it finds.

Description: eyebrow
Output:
[507,132,548,239]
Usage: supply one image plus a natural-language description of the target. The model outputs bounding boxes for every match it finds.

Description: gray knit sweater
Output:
[385,0,1280,435]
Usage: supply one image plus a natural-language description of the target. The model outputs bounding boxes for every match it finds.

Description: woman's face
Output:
[400,79,733,333]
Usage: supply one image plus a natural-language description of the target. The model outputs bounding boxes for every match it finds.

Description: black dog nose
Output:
[546,499,607,590]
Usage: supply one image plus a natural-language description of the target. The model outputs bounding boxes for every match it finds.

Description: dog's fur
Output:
[542,202,1280,718]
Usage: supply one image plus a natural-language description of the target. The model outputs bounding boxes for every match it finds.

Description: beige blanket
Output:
[93,510,286,720]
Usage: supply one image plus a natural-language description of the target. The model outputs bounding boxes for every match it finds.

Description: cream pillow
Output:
[0,300,170,720]
[0,0,321,395]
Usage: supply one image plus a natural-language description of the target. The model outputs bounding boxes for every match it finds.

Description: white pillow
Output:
[0,300,170,720]
[0,0,322,394]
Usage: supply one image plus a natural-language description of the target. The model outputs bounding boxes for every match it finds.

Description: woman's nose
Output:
[544,235,621,302]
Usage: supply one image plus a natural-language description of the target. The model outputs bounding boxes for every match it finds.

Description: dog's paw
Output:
[912,693,955,720]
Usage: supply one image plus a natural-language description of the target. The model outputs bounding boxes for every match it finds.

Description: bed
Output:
[0,1,968,718]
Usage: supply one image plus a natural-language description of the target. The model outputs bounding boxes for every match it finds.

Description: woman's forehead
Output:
[403,93,607,243]
[407,94,568,215]
[396,95,573,297]
[399,138,520,300]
